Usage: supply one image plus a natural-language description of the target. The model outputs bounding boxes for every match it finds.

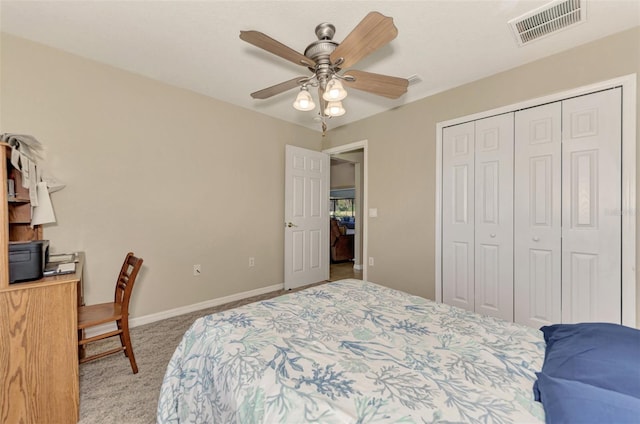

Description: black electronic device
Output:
[8,240,49,283]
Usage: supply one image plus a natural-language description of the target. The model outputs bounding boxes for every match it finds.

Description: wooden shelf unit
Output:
[0,143,81,424]
[4,146,42,241]
[1,144,8,288]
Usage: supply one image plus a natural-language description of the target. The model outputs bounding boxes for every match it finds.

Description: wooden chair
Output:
[77,252,143,374]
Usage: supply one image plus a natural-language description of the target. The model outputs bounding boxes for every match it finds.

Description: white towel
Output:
[31,181,56,225]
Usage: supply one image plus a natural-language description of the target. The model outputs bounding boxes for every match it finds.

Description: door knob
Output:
[532,236,540,242]
[286,222,298,228]
[490,233,496,238]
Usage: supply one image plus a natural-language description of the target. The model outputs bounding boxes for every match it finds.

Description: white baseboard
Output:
[353,264,363,270]
[84,282,284,338]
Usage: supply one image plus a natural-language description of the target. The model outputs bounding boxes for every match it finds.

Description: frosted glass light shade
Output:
[325,101,346,117]
[322,78,347,101]
[293,89,316,111]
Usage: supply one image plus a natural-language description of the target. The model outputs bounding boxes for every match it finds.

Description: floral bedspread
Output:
[157,279,545,423]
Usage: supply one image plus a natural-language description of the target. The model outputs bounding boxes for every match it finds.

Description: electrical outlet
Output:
[193,264,201,276]
[368,257,374,266]
[249,257,255,267]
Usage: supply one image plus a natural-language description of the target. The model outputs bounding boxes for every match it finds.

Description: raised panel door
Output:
[561,88,622,323]
[442,122,475,311]
[474,113,514,321]
[514,102,562,327]
[284,145,330,289]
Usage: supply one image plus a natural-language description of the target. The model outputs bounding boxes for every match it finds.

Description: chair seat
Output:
[78,302,123,329]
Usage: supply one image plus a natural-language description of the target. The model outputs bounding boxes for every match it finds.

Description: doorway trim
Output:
[324,140,368,281]
[435,74,637,327]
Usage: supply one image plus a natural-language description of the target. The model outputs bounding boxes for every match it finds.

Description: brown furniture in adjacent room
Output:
[330,218,354,262]
[78,252,143,374]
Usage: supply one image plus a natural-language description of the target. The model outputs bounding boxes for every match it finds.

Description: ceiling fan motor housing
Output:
[304,23,340,88]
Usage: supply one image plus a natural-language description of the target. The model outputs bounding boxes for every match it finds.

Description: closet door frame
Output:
[435,73,637,327]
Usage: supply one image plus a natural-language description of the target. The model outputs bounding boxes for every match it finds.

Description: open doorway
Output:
[324,141,367,281]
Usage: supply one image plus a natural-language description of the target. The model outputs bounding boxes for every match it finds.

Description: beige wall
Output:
[2,26,639,323]
[330,162,355,189]
[323,27,640,323]
[0,33,322,317]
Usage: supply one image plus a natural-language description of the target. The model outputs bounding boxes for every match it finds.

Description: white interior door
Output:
[442,122,475,312]
[474,114,514,321]
[514,102,562,327]
[284,145,329,290]
[561,88,622,324]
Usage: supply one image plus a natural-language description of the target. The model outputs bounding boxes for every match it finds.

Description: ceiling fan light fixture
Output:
[322,78,348,101]
[241,11,408,134]
[293,87,316,111]
[325,101,346,117]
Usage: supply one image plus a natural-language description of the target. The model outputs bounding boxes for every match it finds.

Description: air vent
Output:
[407,74,423,86]
[508,0,586,46]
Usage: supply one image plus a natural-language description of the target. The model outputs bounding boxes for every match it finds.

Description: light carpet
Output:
[79,282,327,424]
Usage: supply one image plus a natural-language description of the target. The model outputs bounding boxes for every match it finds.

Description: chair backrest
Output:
[114,252,143,313]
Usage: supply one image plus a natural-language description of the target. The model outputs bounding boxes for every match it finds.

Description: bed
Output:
[157,279,546,423]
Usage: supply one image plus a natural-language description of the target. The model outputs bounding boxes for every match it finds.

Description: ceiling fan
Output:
[239,11,409,133]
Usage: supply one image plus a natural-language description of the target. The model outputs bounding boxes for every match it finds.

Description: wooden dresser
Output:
[0,143,82,424]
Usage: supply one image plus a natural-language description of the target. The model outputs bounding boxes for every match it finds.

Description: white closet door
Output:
[562,88,622,324]
[442,122,475,312]
[514,103,562,327]
[474,114,514,321]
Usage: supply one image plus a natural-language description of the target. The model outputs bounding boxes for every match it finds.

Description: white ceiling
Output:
[1,1,639,132]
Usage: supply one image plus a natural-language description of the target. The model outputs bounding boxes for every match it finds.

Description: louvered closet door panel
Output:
[561,88,622,324]
[514,102,562,327]
[474,114,514,321]
[442,122,475,312]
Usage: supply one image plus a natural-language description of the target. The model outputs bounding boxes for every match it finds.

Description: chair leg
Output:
[120,318,138,374]
[78,329,86,360]
[116,320,127,358]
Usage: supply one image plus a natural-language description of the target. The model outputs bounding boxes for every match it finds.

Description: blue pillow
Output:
[538,322,640,398]
[535,373,640,424]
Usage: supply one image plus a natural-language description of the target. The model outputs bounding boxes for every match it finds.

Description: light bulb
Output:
[324,101,345,117]
[293,88,315,111]
[322,78,347,101]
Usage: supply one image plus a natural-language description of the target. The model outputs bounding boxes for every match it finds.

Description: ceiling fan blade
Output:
[330,11,398,69]
[342,70,408,99]
[250,77,307,99]
[240,30,315,68]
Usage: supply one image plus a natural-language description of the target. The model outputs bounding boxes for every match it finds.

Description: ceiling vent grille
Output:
[407,74,423,86]
[508,0,586,46]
